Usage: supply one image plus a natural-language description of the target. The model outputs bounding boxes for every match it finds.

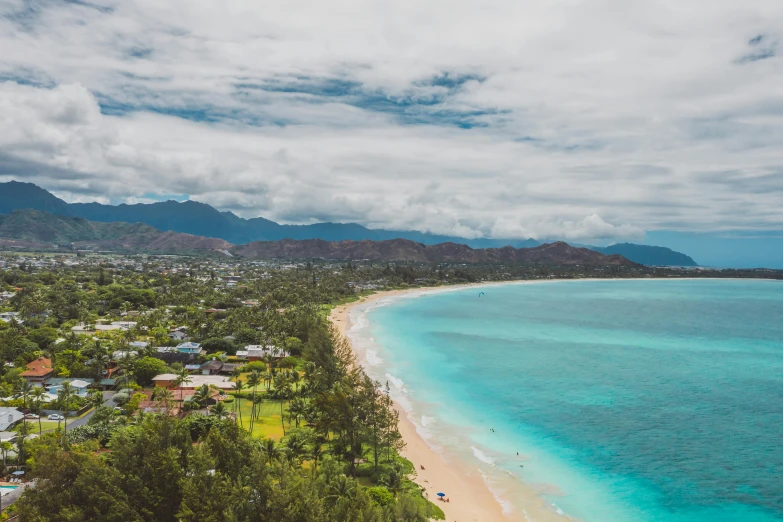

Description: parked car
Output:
[47,414,64,421]
[24,413,39,419]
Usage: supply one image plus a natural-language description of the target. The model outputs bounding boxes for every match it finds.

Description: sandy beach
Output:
[330,283,574,522]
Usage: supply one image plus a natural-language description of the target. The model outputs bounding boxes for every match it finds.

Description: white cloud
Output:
[0,0,783,242]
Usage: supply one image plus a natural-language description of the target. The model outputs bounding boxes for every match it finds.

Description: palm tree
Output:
[0,441,12,470]
[246,370,262,434]
[288,370,301,394]
[13,380,33,433]
[58,382,75,448]
[261,438,278,466]
[193,384,212,411]
[310,439,324,474]
[210,401,228,419]
[173,368,192,405]
[234,377,245,427]
[87,389,104,410]
[326,475,357,504]
[381,461,406,497]
[263,353,275,390]
[287,398,306,429]
[30,387,47,434]
[154,388,175,415]
[273,373,290,436]
[284,432,307,464]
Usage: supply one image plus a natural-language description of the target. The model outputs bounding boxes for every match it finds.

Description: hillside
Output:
[593,243,698,266]
[0,209,635,265]
[0,209,232,254]
[0,181,541,246]
[232,238,636,266]
[0,181,694,265]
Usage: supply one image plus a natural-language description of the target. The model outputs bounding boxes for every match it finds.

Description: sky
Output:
[0,0,782,265]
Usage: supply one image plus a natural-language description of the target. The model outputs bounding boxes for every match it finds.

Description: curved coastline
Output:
[330,280,582,522]
[331,277,781,522]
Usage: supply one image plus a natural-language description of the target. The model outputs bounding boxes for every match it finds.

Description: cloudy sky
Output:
[1,0,782,247]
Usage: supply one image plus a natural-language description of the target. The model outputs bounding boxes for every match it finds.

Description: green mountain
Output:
[0,209,232,254]
[0,209,156,243]
[0,181,539,246]
[0,181,696,265]
[593,243,697,266]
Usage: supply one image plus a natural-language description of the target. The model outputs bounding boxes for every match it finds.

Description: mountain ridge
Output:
[0,209,637,266]
[0,181,696,265]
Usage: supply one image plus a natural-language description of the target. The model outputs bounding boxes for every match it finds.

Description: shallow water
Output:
[348,279,783,522]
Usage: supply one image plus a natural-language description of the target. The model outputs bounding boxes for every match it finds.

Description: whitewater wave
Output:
[364,348,384,366]
[471,446,496,466]
[478,469,515,515]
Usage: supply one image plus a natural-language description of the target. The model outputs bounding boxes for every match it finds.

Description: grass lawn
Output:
[232,396,289,440]
[29,420,60,432]
[23,408,94,434]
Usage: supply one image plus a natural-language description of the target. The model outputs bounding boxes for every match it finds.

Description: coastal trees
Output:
[246,370,262,433]
[173,368,192,405]
[58,381,75,447]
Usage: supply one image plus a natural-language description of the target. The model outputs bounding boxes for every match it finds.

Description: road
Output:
[66,391,115,430]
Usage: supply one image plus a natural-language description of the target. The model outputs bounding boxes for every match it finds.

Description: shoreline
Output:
[330,280,577,522]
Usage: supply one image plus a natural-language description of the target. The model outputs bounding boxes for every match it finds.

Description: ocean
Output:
[347,279,783,522]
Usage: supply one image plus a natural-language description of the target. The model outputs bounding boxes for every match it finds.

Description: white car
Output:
[24,413,39,420]
[47,414,64,421]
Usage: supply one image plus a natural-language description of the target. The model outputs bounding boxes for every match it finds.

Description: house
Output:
[175,342,202,354]
[0,312,20,323]
[154,347,199,365]
[200,359,223,375]
[21,357,54,383]
[169,327,189,341]
[0,408,24,431]
[110,321,137,330]
[137,388,227,415]
[46,378,93,398]
[244,345,290,361]
[151,374,235,390]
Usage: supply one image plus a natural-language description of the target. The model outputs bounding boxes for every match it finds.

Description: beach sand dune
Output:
[330,286,573,522]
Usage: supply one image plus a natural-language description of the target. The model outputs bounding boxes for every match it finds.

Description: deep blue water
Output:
[350,279,783,521]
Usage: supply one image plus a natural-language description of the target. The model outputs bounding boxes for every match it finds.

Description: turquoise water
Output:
[349,279,783,521]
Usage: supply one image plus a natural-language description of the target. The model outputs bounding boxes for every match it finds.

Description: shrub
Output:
[233,328,258,345]
[242,361,267,373]
[67,423,120,445]
[367,487,394,506]
[278,356,300,369]
[132,357,169,386]
[201,337,237,355]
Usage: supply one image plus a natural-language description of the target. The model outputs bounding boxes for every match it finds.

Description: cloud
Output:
[0,0,783,242]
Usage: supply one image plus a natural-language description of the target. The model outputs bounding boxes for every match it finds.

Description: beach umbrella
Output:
[11,471,24,476]
[436,492,445,497]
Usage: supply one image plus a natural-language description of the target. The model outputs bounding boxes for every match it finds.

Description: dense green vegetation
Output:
[0,254,454,521]
[0,252,779,521]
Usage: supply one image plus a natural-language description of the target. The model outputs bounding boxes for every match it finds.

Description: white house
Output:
[0,312,20,323]
[0,408,24,431]
[244,345,290,361]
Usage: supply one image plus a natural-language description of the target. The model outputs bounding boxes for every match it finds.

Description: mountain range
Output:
[0,209,637,266]
[0,181,697,266]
